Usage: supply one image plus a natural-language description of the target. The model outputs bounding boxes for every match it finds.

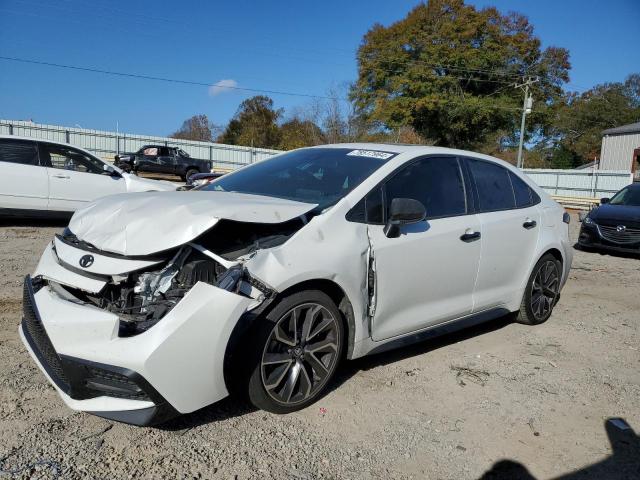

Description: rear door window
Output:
[509,171,539,208]
[468,159,516,212]
[0,139,40,166]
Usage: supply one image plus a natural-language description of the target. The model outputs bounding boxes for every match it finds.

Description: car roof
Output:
[0,134,76,146]
[0,134,112,152]
[307,142,518,170]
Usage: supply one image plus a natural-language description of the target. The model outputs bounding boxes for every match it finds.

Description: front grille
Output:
[597,224,640,244]
[22,280,70,390]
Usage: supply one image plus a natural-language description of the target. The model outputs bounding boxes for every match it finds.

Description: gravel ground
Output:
[0,214,638,479]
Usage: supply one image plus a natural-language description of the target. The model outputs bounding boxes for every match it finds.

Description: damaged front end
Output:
[70,245,234,336]
[52,226,283,337]
[22,214,308,420]
[20,190,330,421]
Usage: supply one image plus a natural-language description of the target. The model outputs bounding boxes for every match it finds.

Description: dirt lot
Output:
[0,215,638,479]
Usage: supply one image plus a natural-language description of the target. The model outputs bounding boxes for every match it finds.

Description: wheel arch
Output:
[262,279,356,360]
[507,244,566,314]
[542,247,564,266]
[223,277,358,395]
[525,246,565,289]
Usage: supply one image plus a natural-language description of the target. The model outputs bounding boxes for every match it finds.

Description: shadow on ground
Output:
[478,418,640,479]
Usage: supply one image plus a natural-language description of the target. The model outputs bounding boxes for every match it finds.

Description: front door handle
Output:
[460,229,481,242]
[523,219,537,229]
[52,174,70,179]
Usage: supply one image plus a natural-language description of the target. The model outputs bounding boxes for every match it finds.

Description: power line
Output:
[4,1,532,84]
[3,56,560,122]
[0,55,527,104]
[0,55,346,101]
[7,0,529,80]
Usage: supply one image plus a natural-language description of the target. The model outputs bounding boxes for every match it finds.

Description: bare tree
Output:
[171,114,220,142]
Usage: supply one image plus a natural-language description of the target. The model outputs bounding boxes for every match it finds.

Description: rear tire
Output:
[515,253,562,325]
[243,290,345,414]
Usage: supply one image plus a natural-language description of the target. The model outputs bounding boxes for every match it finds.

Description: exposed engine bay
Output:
[73,246,227,336]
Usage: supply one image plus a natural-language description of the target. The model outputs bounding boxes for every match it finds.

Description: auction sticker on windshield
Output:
[346,149,396,160]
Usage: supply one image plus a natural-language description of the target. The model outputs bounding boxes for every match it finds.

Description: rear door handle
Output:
[523,219,537,229]
[52,174,70,179]
[460,229,481,242]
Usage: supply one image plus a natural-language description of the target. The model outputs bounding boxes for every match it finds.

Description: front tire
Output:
[515,253,561,325]
[184,168,199,183]
[244,290,344,414]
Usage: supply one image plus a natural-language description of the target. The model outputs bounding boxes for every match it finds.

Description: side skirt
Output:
[356,307,512,358]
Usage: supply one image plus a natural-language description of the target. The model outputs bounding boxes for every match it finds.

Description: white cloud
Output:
[208,79,238,96]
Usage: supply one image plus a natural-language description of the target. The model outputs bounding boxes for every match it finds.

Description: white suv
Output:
[0,136,176,216]
[20,144,572,425]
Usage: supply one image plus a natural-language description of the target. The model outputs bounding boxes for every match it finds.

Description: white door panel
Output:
[47,169,126,211]
[0,162,49,210]
[40,142,127,211]
[369,215,481,341]
[473,206,541,310]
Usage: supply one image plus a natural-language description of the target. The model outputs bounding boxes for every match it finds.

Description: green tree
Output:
[218,96,282,149]
[350,0,570,149]
[171,114,219,142]
[278,117,325,150]
[548,74,640,164]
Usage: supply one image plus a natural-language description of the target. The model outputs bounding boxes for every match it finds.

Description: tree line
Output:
[171,0,639,168]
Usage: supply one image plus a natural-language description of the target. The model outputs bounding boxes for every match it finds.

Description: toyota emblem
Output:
[79,254,95,268]
[616,225,626,233]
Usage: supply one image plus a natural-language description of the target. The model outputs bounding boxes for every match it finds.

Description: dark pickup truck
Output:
[115,145,213,181]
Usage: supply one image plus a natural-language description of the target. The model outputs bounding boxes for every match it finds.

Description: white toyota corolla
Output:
[21,144,573,425]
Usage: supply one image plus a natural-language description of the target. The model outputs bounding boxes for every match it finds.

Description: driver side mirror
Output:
[383,198,427,238]
[600,197,610,204]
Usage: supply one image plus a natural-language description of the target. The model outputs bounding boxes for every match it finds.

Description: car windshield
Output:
[202,147,394,208]
[609,186,640,206]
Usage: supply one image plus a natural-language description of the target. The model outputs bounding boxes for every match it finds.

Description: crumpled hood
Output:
[68,191,317,256]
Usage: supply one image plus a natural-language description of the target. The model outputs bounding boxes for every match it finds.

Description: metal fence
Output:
[0,119,281,170]
[1,119,633,198]
[523,168,633,199]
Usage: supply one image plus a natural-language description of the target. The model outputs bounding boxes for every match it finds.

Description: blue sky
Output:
[1,0,638,136]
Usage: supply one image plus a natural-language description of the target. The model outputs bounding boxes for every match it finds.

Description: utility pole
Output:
[516,77,538,168]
